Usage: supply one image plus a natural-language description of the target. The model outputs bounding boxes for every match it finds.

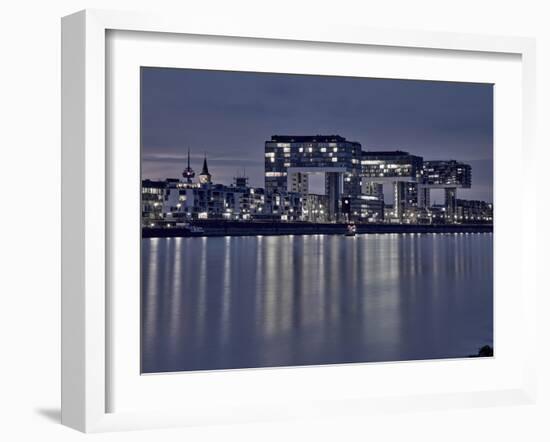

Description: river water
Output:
[141,233,493,373]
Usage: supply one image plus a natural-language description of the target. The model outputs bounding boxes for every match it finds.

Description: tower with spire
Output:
[182,148,195,184]
[198,154,212,185]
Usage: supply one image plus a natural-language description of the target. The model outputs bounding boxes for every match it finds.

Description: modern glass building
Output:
[360,150,423,220]
[423,160,472,187]
[264,137,478,222]
[360,150,423,181]
[264,135,362,220]
[421,160,472,220]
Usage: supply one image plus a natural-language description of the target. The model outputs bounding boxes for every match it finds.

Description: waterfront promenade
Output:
[142,221,493,238]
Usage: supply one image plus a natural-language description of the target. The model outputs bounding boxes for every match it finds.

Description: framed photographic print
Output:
[61,9,537,432]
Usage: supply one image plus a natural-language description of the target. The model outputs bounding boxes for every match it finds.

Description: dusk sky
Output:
[141,68,493,203]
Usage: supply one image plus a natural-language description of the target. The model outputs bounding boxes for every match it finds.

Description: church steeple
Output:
[201,157,209,175]
[198,154,212,185]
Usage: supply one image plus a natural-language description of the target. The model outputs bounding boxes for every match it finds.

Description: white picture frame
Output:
[61,9,537,433]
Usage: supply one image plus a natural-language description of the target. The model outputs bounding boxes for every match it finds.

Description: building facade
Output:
[142,138,490,226]
[264,135,362,221]
[421,160,472,221]
[360,150,423,221]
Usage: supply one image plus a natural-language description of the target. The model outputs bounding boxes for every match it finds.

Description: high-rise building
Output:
[360,150,423,221]
[421,160,472,222]
[141,180,166,224]
[264,135,362,221]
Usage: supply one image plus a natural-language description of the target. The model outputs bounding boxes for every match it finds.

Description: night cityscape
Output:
[142,134,492,234]
[140,68,493,373]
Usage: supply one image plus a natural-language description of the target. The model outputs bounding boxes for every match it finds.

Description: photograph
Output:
[140,67,494,374]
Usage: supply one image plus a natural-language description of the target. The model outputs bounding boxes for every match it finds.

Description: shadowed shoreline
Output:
[142,221,493,238]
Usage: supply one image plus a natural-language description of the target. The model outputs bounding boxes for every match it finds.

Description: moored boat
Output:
[345,224,356,236]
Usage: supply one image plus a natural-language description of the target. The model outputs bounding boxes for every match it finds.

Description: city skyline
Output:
[140,68,494,373]
[141,67,493,203]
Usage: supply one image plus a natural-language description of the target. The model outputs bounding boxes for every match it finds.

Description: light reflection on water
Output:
[141,233,493,373]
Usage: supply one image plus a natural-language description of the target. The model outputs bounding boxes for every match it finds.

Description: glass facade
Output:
[360,151,423,181]
[264,135,362,197]
[423,160,472,188]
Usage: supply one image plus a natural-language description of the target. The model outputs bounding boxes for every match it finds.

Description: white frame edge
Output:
[62,10,106,432]
[61,9,537,433]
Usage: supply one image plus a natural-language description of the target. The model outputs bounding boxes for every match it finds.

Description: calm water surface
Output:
[141,233,493,373]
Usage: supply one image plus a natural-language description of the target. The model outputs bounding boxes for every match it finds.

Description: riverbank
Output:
[142,221,493,238]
